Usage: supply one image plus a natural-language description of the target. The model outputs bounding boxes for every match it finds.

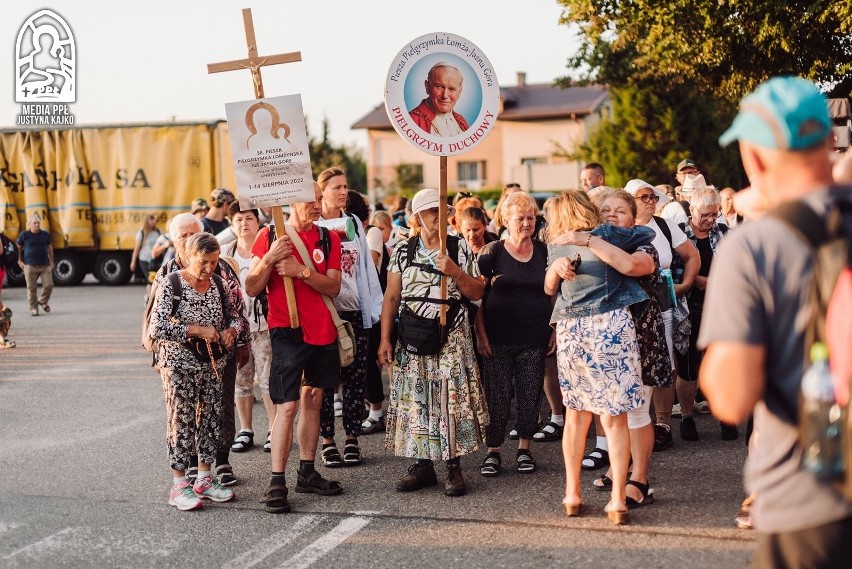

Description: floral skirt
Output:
[556,307,644,416]
[385,320,488,461]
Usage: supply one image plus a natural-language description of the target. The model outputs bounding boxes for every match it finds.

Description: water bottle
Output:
[800,342,844,480]
[660,268,677,307]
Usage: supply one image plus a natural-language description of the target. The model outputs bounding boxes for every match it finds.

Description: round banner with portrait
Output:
[385,33,500,157]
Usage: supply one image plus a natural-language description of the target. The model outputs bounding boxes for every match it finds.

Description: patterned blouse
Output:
[149,274,246,372]
[388,237,480,329]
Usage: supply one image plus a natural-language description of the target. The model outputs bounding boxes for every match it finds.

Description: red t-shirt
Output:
[252,225,342,345]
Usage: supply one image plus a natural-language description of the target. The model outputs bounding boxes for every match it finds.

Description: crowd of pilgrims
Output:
[146,163,746,526]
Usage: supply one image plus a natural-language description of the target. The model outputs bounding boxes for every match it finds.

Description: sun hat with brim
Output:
[679,173,715,196]
[624,179,667,202]
[411,188,454,216]
[719,76,831,150]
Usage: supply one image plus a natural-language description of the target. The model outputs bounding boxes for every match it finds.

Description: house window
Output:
[457,161,485,185]
[521,157,547,166]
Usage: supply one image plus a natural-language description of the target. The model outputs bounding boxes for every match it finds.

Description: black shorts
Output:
[268,327,340,404]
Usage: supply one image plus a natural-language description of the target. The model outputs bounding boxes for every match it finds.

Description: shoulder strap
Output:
[653,215,673,248]
[227,239,238,257]
[406,235,418,268]
[447,235,460,265]
[770,201,832,249]
[210,273,228,329]
[318,225,331,259]
[167,272,182,316]
[347,212,361,237]
[283,223,348,332]
[717,223,729,236]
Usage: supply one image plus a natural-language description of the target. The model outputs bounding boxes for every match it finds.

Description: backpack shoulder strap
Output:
[227,239,238,257]
[318,225,331,259]
[447,235,460,265]
[653,215,673,248]
[406,235,418,268]
[167,271,182,316]
[770,201,831,249]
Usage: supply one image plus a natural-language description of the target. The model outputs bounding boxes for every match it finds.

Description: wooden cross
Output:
[207,8,302,328]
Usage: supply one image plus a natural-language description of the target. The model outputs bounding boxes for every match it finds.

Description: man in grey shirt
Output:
[699,77,852,567]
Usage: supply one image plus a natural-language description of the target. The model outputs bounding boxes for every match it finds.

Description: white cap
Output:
[411,188,453,216]
[624,179,654,196]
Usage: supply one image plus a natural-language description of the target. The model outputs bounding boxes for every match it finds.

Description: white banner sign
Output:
[225,94,314,209]
[384,33,500,157]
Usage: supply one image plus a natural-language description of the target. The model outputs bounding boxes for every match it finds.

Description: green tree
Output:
[308,116,367,193]
[557,1,852,100]
[555,1,851,188]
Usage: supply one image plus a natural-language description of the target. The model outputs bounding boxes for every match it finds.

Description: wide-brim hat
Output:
[411,188,453,216]
[679,173,715,195]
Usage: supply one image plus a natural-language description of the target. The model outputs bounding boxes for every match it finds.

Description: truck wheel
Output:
[53,251,87,286]
[94,252,131,285]
[3,264,25,287]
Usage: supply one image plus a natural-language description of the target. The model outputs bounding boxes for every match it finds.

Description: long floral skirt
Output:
[555,307,644,416]
[385,320,488,461]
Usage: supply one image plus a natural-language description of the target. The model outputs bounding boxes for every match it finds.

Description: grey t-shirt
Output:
[698,186,852,533]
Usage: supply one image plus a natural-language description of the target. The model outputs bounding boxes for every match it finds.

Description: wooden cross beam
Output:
[207,8,302,327]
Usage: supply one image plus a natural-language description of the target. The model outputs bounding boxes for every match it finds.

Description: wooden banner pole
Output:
[207,8,301,328]
[439,155,448,326]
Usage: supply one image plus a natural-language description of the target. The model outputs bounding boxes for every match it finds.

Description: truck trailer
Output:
[1,121,235,286]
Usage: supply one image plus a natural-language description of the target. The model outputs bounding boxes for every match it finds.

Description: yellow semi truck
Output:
[0,121,235,286]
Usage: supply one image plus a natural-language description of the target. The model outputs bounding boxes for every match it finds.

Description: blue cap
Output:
[719,76,830,150]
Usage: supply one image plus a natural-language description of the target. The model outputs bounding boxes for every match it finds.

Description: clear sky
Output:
[2,0,578,147]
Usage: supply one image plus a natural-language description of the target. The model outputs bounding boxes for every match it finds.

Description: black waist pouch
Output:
[184,338,227,363]
[398,303,460,356]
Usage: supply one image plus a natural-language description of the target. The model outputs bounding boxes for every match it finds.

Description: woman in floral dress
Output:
[378,188,487,497]
[544,190,655,525]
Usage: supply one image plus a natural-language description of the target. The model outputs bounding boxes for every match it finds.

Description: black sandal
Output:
[321,445,343,468]
[593,474,612,491]
[625,480,655,509]
[581,447,610,470]
[265,483,291,513]
[231,430,254,452]
[532,421,563,442]
[295,470,342,495]
[517,450,537,473]
[479,452,501,477]
[343,441,362,466]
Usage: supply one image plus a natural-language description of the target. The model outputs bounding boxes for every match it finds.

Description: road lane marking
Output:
[0,523,23,536]
[2,527,75,559]
[224,515,322,569]
[279,516,371,569]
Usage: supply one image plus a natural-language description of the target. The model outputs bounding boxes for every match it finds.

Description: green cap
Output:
[810,342,829,363]
[719,76,830,150]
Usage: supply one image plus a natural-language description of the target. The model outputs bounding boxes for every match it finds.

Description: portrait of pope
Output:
[408,62,471,137]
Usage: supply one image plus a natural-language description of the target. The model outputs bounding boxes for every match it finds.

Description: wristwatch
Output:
[300,266,311,279]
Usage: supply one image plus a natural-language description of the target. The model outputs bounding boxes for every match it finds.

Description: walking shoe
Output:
[508,428,519,441]
[361,416,385,434]
[263,431,272,453]
[721,422,739,441]
[395,462,438,492]
[265,483,291,514]
[653,423,674,452]
[735,495,755,530]
[295,469,342,495]
[216,464,237,486]
[671,403,682,418]
[680,416,699,441]
[517,450,537,473]
[445,464,466,496]
[168,481,203,511]
[193,476,235,502]
[694,400,711,414]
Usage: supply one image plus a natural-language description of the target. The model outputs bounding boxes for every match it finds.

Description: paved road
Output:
[0,282,755,568]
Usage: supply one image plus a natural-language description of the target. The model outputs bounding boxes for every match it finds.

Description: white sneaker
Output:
[694,401,711,414]
[193,476,235,502]
[334,399,343,417]
[169,481,203,511]
[671,403,682,418]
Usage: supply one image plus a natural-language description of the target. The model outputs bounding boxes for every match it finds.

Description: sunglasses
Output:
[637,194,660,204]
